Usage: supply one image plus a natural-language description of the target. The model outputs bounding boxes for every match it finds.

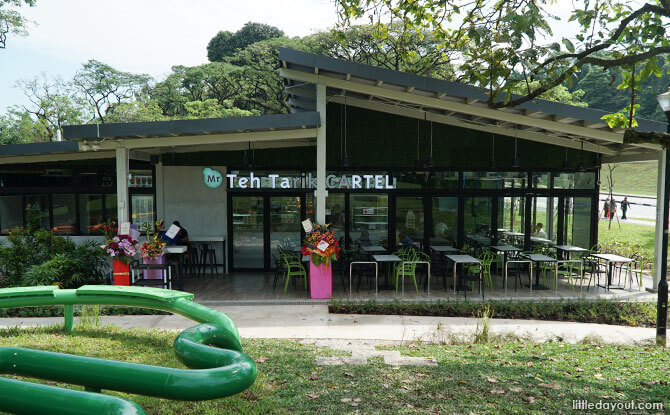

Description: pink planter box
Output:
[143,255,165,279]
[309,256,332,299]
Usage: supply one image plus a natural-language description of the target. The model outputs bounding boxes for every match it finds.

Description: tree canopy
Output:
[335,0,670,126]
[207,22,284,62]
[0,0,35,49]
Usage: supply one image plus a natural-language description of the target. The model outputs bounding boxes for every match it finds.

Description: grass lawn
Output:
[0,326,668,414]
[598,220,656,266]
[602,162,657,197]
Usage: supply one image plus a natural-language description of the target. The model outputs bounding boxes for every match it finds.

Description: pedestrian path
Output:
[0,304,660,346]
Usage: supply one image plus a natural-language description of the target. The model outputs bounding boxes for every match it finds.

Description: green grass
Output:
[0,326,668,414]
[602,162,657,197]
[598,220,656,267]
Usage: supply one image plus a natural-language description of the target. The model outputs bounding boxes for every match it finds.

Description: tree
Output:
[0,108,51,144]
[73,60,152,123]
[304,24,454,78]
[16,74,87,138]
[335,0,670,122]
[0,0,35,49]
[207,22,284,62]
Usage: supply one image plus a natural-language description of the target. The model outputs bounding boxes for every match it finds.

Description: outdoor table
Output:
[521,253,557,290]
[466,235,491,246]
[372,254,402,289]
[530,236,554,246]
[362,245,387,253]
[554,245,588,260]
[503,231,525,244]
[590,253,633,290]
[445,254,483,299]
[490,244,522,270]
[429,245,459,254]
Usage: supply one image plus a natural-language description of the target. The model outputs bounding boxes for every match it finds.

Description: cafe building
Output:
[0,48,667,295]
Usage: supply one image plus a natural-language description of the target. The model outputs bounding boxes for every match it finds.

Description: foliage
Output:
[15,74,88,138]
[0,327,668,414]
[73,59,152,123]
[597,220,655,269]
[0,206,106,288]
[0,0,35,49]
[0,305,169,318]
[0,107,51,144]
[139,220,166,259]
[207,22,284,62]
[99,221,138,264]
[329,298,660,327]
[335,0,670,125]
[22,240,107,288]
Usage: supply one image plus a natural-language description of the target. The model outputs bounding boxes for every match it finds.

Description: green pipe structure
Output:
[0,285,257,415]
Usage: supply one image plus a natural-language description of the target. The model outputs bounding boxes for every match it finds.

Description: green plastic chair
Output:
[282,254,307,293]
[468,251,494,291]
[395,260,419,293]
[556,261,577,290]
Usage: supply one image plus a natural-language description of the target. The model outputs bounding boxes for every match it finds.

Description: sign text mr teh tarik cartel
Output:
[226,172,395,190]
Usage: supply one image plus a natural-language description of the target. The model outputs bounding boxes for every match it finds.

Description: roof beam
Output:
[0,150,115,165]
[602,152,662,163]
[280,68,659,152]
[330,95,617,155]
[92,128,319,151]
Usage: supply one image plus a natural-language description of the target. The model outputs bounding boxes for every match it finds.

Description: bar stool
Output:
[183,242,200,278]
[199,243,219,277]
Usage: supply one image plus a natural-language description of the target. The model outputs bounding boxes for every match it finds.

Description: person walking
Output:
[609,197,617,219]
[603,198,610,219]
[621,197,630,220]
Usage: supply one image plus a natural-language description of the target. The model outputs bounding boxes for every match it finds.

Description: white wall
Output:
[160,166,227,238]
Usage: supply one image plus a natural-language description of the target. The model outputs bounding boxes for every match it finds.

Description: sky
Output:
[0,0,340,113]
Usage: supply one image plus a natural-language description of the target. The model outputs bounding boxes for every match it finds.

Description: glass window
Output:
[52,194,76,234]
[270,196,302,265]
[431,197,458,247]
[530,197,556,243]
[427,172,459,189]
[498,196,525,245]
[464,172,527,189]
[395,171,428,190]
[350,194,388,248]
[129,170,153,189]
[396,196,424,249]
[25,195,49,229]
[325,194,345,242]
[232,196,264,269]
[532,173,550,189]
[1,168,74,188]
[131,195,154,230]
[80,169,115,189]
[0,195,22,234]
[105,194,118,224]
[553,172,597,189]
[464,197,492,246]
[564,197,592,248]
[80,194,104,235]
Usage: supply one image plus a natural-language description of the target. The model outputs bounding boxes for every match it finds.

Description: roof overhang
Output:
[279,48,666,161]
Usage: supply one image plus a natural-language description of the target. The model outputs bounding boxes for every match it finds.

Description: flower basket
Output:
[309,253,332,299]
[112,258,130,286]
[302,223,339,299]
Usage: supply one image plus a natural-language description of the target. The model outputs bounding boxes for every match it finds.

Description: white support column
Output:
[116,147,130,224]
[315,83,328,224]
[654,153,667,288]
[155,159,164,220]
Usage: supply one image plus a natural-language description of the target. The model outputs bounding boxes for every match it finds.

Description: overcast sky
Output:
[0,0,340,112]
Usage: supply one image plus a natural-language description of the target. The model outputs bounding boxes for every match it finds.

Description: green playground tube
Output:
[0,285,257,415]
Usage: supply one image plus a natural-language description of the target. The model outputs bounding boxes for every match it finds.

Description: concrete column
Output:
[315,83,328,224]
[116,147,130,223]
[654,153,667,288]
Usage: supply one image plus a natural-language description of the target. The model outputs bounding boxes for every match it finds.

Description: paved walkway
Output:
[0,305,661,346]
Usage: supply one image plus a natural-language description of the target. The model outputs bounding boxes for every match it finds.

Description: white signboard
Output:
[301,219,313,233]
[118,222,131,236]
[165,224,181,240]
[317,240,329,252]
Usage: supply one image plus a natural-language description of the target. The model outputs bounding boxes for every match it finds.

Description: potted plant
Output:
[100,221,138,286]
[302,223,340,299]
[139,220,167,279]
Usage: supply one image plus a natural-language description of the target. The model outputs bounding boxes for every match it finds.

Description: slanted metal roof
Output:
[0,141,79,156]
[63,112,321,140]
[279,48,666,162]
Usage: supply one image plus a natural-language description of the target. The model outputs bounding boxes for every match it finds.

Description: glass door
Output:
[231,196,265,269]
[395,196,425,249]
[269,196,303,266]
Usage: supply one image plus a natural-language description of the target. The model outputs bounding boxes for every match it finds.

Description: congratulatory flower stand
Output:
[302,223,340,299]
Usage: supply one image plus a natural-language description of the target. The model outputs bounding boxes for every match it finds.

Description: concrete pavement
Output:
[0,304,660,346]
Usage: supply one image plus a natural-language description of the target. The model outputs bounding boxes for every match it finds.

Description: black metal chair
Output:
[199,243,219,277]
